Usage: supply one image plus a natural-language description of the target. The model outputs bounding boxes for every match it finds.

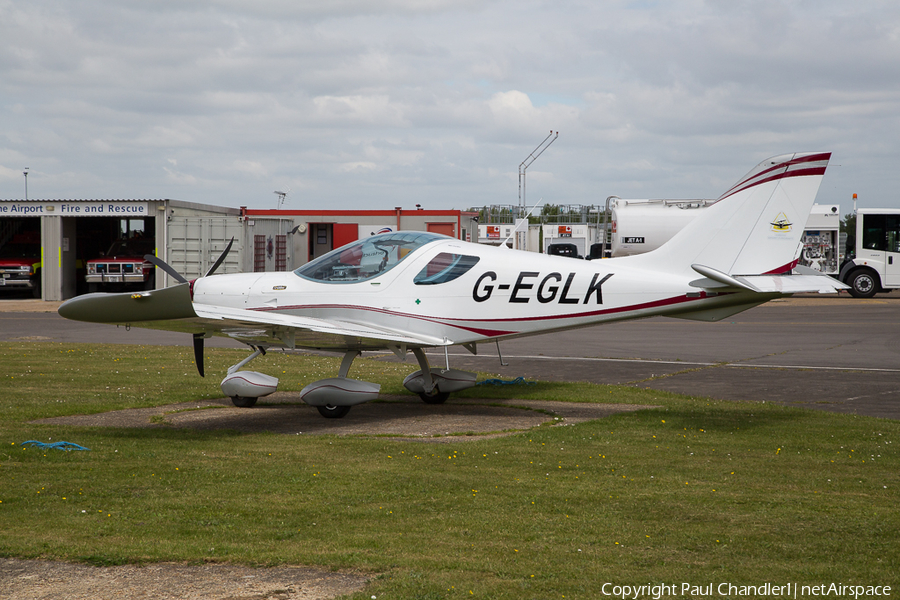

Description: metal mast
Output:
[518,131,558,212]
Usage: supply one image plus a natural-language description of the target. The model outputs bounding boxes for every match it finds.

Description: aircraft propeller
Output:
[143,238,235,377]
[143,255,188,284]
[204,237,234,277]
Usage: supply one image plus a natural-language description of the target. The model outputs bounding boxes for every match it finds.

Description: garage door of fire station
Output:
[427,222,455,238]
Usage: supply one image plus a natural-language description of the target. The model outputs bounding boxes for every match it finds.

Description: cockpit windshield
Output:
[294,231,446,283]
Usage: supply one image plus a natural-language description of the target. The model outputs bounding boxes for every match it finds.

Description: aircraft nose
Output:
[57,284,197,323]
[58,294,98,322]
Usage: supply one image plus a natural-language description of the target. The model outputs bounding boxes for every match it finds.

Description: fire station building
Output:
[0,198,477,301]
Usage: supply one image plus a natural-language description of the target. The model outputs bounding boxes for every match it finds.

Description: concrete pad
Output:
[31,394,657,440]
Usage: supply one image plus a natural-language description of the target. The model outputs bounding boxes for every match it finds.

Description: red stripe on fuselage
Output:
[251,292,729,339]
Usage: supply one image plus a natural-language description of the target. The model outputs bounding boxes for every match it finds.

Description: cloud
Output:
[312,95,409,127]
[0,164,24,185]
[0,0,899,212]
[488,91,539,128]
[232,160,268,177]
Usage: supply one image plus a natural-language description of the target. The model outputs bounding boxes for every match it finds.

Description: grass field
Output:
[1,341,898,599]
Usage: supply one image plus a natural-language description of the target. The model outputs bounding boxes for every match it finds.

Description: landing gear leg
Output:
[411,348,450,404]
[339,350,360,378]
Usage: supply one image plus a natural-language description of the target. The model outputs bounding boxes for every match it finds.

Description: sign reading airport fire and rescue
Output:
[0,202,149,216]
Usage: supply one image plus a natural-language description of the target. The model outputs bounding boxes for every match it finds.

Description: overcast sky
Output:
[1,0,898,216]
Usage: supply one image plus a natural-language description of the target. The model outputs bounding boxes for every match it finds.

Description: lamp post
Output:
[23,167,29,200]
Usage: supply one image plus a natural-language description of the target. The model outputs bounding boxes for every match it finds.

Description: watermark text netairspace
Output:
[600,582,892,599]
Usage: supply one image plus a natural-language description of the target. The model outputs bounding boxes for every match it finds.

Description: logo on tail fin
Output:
[770,212,793,233]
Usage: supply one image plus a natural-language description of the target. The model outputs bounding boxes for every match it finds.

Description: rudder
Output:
[633,152,832,277]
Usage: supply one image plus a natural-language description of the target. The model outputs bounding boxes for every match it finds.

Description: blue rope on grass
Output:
[477,377,536,386]
[21,440,91,451]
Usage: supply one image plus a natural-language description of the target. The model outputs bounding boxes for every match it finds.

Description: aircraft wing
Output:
[189,303,447,350]
[57,283,446,351]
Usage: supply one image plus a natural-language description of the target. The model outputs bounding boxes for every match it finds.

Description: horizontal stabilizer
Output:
[735,274,848,294]
[691,264,758,292]
[690,264,847,294]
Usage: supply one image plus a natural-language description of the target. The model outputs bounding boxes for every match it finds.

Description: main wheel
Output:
[231,396,258,408]
[317,404,351,418]
[418,390,450,404]
[849,270,879,298]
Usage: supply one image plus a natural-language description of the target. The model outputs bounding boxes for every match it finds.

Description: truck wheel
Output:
[849,270,878,298]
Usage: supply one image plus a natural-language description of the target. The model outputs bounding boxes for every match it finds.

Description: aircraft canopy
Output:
[294,231,446,284]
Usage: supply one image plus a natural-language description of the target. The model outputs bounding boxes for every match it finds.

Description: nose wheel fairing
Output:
[220,347,279,407]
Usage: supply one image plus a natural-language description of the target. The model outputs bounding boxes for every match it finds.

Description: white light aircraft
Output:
[59,152,847,418]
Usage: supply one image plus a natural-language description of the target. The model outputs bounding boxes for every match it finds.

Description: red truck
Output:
[0,234,42,297]
[85,238,156,292]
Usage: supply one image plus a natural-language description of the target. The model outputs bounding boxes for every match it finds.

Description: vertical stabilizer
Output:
[632,152,831,276]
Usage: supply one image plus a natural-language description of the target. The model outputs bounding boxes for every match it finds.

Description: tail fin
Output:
[634,152,832,277]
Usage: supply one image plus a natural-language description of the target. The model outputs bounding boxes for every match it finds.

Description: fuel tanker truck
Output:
[608,198,716,257]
